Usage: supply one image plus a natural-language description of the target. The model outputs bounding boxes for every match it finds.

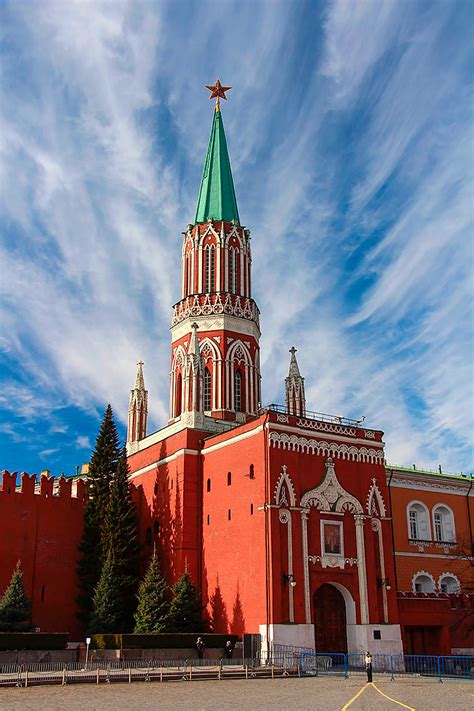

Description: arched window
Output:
[413,572,435,593]
[205,245,215,292]
[439,574,460,594]
[227,471,232,486]
[203,367,211,411]
[407,502,431,541]
[229,247,237,294]
[432,505,456,543]
[175,373,182,417]
[234,370,242,412]
[185,253,191,295]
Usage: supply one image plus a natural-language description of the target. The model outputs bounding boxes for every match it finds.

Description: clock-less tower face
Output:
[168,103,261,426]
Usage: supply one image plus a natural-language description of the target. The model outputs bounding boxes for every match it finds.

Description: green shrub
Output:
[0,633,68,650]
[90,633,239,650]
[90,634,122,650]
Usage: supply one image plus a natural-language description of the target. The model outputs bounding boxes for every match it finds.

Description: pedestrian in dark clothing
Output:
[365,651,373,682]
[224,640,234,659]
[196,637,205,660]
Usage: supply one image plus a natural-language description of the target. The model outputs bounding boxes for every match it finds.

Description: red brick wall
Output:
[0,471,87,641]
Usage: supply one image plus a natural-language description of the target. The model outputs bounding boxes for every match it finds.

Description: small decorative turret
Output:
[285,347,306,417]
[127,361,148,448]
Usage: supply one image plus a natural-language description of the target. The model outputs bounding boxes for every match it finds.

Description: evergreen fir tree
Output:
[167,573,205,632]
[101,446,140,631]
[134,550,170,633]
[88,548,124,634]
[76,404,120,625]
[0,561,32,631]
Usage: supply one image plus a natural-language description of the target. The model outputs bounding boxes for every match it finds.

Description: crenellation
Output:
[21,472,36,495]
[1,469,87,501]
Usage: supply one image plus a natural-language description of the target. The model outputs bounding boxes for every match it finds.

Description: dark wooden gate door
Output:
[314,584,347,653]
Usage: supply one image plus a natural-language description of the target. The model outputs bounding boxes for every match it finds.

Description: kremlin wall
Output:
[1,85,473,656]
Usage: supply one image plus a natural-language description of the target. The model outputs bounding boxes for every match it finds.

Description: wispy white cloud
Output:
[0,0,472,472]
[75,436,90,449]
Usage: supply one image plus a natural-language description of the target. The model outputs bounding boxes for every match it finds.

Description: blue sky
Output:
[0,0,472,476]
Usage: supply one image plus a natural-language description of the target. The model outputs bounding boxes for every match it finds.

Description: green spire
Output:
[195,107,240,225]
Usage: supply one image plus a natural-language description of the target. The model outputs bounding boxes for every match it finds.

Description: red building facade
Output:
[1,89,472,652]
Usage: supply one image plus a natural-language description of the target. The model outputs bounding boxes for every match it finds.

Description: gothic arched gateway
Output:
[314,583,347,653]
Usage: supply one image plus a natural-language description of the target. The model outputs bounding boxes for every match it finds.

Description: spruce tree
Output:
[167,573,205,632]
[134,550,170,633]
[77,404,120,625]
[0,561,32,631]
[88,548,124,634]
[101,446,140,631]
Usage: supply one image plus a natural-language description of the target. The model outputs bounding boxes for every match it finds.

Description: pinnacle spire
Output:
[285,347,306,418]
[127,360,148,448]
[194,104,240,225]
[134,360,145,390]
[288,347,301,378]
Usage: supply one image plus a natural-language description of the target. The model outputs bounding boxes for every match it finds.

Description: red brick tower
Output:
[169,86,261,428]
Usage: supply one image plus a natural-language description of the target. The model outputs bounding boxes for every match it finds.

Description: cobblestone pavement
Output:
[0,676,473,710]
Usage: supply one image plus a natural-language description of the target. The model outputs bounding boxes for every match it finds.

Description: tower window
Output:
[229,247,237,294]
[228,509,232,521]
[250,503,254,515]
[204,367,211,411]
[207,514,210,525]
[175,373,183,417]
[234,371,242,412]
[205,245,215,292]
[207,478,211,493]
[249,464,255,479]
[227,471,232,486]
[154,482,158,496]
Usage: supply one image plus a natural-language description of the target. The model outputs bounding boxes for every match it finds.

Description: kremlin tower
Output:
[168,83,261,428]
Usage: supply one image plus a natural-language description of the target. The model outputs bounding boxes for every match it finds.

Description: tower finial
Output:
[285,347,306,417]
[206,79,232,112]
[127,360,148,448]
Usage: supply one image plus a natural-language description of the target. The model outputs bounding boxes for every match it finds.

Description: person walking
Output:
[196,636,205,660]
[365,650,373,683]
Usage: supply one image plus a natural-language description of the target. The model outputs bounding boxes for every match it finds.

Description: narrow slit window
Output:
[204,367,211,411]
[228,509,231,521]
[227,471,232,486]
[234,371,242,412]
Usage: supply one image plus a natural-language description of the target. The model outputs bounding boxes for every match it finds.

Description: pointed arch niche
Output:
[300,457,368,626]
[275,466,297,622]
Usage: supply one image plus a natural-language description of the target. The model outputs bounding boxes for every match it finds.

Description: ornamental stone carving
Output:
[300,457,363,514]
[269,432,383,464]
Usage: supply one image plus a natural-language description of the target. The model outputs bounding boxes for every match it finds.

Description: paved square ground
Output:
[1,676,473,710]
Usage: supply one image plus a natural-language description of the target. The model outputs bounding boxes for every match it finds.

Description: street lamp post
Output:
[85,637,91,670]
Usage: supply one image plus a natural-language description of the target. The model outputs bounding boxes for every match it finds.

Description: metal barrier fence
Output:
[0,657,302,687]
[2,653,473,687]
[299,653,474,682]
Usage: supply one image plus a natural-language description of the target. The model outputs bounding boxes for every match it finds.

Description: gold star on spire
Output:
[205,79,232,112]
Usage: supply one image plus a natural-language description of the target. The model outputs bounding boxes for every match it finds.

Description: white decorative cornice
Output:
[269,431,383,464]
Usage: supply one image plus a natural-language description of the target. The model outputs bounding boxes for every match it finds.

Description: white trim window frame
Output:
[406,500,431,542]
[432,504,456,544]
[320,519,344,559]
